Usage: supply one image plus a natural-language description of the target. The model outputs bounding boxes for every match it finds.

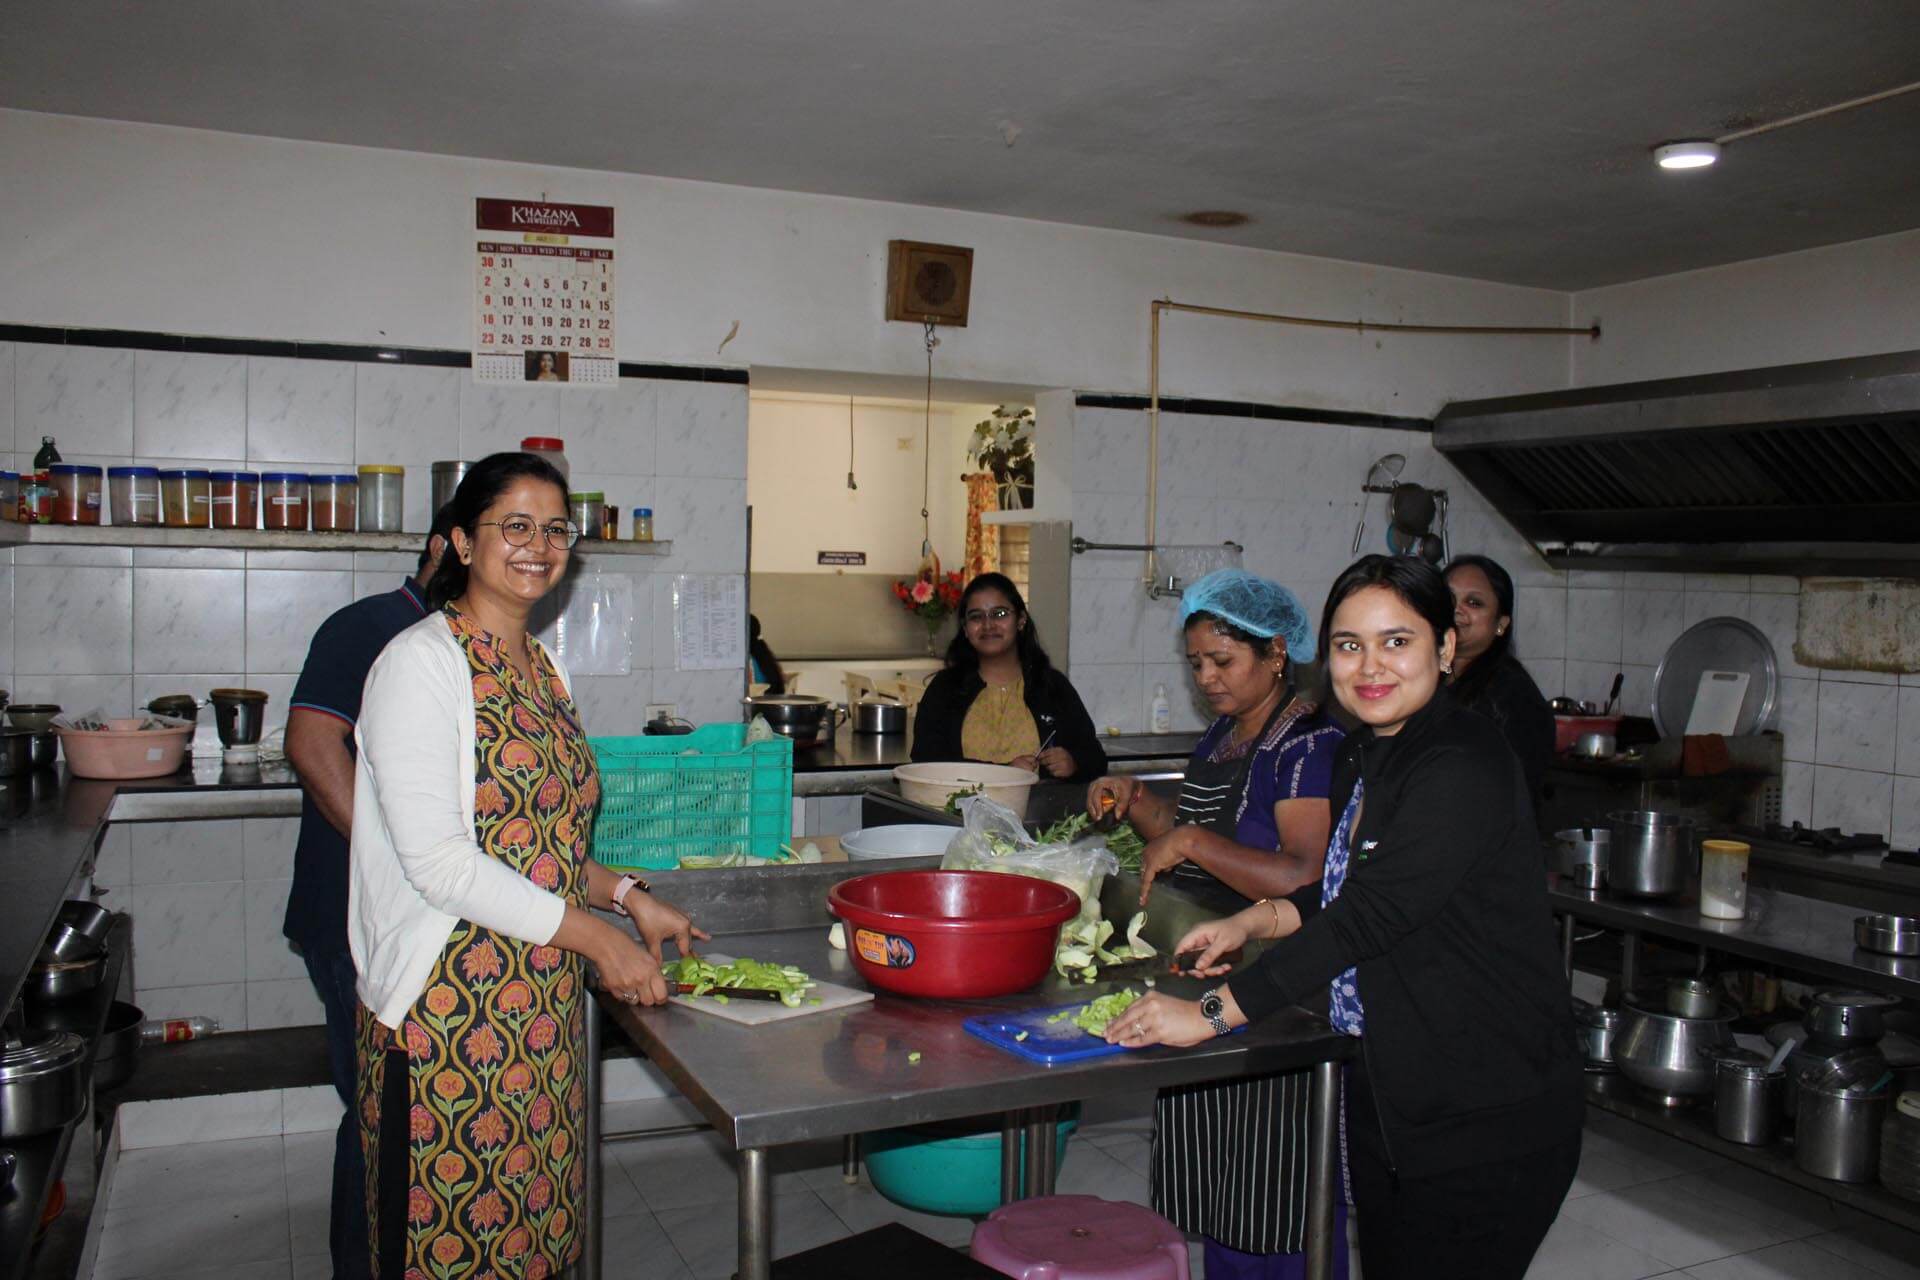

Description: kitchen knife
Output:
[672,983,787,1002]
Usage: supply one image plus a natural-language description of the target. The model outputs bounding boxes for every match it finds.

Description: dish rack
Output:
[589,724,793,870]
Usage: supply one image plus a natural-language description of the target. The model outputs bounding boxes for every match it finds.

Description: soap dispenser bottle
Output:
[1150,684,1171,733]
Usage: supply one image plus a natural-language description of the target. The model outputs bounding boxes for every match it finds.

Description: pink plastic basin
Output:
[55,719,193,780]
[971,1195,1190,1279]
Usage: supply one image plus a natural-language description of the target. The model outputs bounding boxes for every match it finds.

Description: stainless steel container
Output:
[27,940,106,1002]
[1613,995,1737,1104]
[852,696,908,735]
[1607,809,1695,898]
[210,688,269,748]
[0,1030,90,1140]
[54,900,114,948]
[1,730,33,778]
[1667,978,1720,1019]
[742,695,843,745]
[1855,914,1920,957]
[1713,1050,1784,1145]
[1783,1039,1885,1119]
[1806,990,1898,1045]
[1573,1001,1623,1072]
[92,1001,144,1093]
[1796,1056,1893,1182]
[431,460,472,514]
[1553,827,1610,890]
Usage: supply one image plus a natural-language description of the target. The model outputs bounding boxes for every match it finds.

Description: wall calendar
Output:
[473,198,618,386]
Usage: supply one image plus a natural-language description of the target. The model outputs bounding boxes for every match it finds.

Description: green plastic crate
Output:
[588,724,793,870]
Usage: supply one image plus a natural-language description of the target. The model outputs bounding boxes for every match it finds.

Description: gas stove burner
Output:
[1761,821,1886,854]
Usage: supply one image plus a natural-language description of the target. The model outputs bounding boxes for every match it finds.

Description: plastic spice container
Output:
[160,469,213,528]
[311,474,359,533]
[632,507,653,541]
[520,436,570,483]
[569,492,605,539]
[50,464,105,526]
[357,465,404,533]
[108,466,163,526]
[209,471,260,530]
[0,471,17,522]
[261,473,311,531]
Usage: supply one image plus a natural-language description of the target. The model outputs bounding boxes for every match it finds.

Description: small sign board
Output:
[817,551,867,566]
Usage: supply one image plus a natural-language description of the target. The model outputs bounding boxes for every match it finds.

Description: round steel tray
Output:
[1651,616,1777,739]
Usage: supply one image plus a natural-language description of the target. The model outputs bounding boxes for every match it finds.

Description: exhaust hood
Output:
[1434,349,1920,575]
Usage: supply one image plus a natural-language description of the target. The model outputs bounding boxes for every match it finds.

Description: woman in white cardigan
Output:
[350,451,701,1279]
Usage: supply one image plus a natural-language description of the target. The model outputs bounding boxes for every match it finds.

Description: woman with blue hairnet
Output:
[1082,567,1346,1280]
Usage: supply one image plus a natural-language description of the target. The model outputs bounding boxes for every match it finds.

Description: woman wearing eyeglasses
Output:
[348,451,705,1279]
[910,572,1106,781]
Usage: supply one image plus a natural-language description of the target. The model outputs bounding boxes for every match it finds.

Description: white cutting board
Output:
[668,954,874,1026]
[1684,670,1750,736]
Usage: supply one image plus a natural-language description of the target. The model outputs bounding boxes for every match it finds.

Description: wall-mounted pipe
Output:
[1143,299,1601,589]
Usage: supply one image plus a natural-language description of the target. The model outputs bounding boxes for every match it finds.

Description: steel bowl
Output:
[3,704,61,734]
[27,939,106,1003]
[1856,915,1920,958]
[54,900,114,948]
[92,1001,144,1093]
[1613,995,1738,1104]
[0,1030,90,1140]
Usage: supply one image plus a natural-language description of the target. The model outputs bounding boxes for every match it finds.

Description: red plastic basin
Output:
[828,870,1080,999]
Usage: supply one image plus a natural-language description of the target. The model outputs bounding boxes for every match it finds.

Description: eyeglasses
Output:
[964,606,1015,626]
[477,515,581,549]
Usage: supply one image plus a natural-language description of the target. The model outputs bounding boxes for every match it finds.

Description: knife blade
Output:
[672,983,787,1002]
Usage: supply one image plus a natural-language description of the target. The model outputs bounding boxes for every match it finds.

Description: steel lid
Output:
[0,1030,89,1081]
[1651,616,1778,739]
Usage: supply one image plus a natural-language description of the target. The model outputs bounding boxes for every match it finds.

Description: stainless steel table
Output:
[604,926,1355,1280]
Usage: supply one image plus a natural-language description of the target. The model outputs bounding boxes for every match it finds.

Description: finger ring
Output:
[624,992,640,1004]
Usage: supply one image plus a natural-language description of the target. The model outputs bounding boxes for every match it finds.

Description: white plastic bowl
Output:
[838,824,961,862]
[891,762,1039,820]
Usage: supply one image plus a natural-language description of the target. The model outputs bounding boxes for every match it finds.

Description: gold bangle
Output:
[1254,897,1283,938]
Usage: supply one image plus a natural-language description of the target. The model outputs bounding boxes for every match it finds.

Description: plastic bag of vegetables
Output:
[940,795,1117,934]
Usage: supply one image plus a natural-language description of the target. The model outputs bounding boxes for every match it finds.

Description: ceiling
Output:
[6,0,1918,290]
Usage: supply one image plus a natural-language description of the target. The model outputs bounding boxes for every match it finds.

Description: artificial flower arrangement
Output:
[892,568,967,644]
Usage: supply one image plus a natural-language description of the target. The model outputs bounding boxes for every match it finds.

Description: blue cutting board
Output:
[965,999,1253,1065]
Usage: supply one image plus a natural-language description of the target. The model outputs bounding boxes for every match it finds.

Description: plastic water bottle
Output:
[1150,684,1172,733]
[141,1016,219,1042]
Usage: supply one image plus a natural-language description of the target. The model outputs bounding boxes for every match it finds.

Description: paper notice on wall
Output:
[673,575,747,671]
[547,570,634,676]
[473,197,618,386]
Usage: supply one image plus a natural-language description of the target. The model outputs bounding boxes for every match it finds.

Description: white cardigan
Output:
[349,613,572,1028]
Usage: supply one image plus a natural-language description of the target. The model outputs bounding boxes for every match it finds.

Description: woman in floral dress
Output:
[349,452,705,1278]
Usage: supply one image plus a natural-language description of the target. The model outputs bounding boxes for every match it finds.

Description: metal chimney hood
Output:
[1433,349,1920,575]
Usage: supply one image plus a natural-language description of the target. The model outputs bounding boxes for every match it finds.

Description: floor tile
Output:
[654,1190,850,1279]
[1578,1112,1732,1185]
[1053,1140,1150,1205]
[284,1179,329,1260]
[1521,1216,1673,1280]
[616,1130,742,1211]
[1100,1133,1155,1177]
[1683,1238,1889,1279]
[600,1151,651,1218]
[94,1193,292,1280]
[1559,1179,1798,1270]
[1568,1148,1646,1199]
[110,1135,287,1212]
[1805,1220,1920,1280]
[1665,1167,1848,1239]
[601,1208,693,1280]
[290,1256,329,1280]
[813,1179,980,1248]
[115,1264,294,1280]
[602,1094,709,1136]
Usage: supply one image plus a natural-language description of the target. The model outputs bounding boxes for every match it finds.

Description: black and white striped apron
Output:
[1152,700,1317,1256]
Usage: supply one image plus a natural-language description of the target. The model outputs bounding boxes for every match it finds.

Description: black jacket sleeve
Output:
[1487,658,1554,808]
[1227,740,1513,1022]
[909,669,968,763]
[1033,668,1107,780]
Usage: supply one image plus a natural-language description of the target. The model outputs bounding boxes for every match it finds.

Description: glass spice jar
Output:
[50,464,105,526]
[210,471,261,530]
[310,474,359,533]
[108,466,163,526]
[160,469,213,528]
[261,473,310,531]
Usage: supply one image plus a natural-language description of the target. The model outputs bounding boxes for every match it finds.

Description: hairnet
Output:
[1179,569,1316,662]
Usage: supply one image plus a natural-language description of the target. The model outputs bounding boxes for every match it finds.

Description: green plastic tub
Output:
[861,1105,1080,1216]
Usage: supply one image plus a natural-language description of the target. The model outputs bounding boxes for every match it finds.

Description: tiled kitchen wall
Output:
[0,338,749,1029]
[1063,402,1915,845]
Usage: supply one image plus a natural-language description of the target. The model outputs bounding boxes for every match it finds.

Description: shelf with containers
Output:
[0,523,673,555]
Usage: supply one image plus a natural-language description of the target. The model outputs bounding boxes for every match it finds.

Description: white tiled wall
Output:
[3,338,750,1027]
[1062,402,1914,844]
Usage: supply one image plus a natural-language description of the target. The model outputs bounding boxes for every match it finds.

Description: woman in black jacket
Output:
[1445,554,1553,806]
[1106,555,1582,1280]
[910,573,1106,781]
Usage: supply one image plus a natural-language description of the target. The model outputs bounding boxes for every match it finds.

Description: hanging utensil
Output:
[1351,453,1407,554]
[1388,482,1437,535]
[1603,672,1624,716]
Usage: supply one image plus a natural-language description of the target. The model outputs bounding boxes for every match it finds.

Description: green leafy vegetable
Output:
[664,955,817,1008]
[943,783,987,815]
[1046,989,1144,1037]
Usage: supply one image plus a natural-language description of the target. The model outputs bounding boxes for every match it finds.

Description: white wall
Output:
[0,110,1573,413]
[747,396,991,575]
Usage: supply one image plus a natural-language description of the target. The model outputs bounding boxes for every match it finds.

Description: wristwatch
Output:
[610,873,651,917]
[1199,986,1230,1038]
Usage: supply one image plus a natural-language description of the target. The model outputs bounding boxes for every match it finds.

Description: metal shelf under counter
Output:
[0,523,670,556]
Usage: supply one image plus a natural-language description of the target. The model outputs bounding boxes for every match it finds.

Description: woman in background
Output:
[748,614,787,694]
[911,572,1106,781]
[1444,554,1552,805]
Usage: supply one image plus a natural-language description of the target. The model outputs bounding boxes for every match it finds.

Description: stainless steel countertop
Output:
[1549,878,1920,1000]
[604,924,1354,1150]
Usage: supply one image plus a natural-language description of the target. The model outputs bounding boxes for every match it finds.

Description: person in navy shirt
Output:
[283,506,454,1280]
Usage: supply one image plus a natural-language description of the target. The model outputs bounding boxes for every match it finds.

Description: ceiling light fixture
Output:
[1653,140,1720,170]
[1652,77,1920,173]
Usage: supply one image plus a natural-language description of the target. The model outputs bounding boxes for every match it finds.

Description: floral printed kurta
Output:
[358,607,599,1280]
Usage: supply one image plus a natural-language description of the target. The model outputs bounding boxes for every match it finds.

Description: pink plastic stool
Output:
[970,1195,1190,1280]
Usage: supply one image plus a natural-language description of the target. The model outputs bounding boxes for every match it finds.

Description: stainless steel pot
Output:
[1807,990,1898,1046]
[1573,1001,1623,1072]
[27,938,107,1003]
[1783,1039,1886,1119]
[1613,995,1737,1104]
[1607,810,1695,898]
[54,900,114,949]
[742,695,844,744]
[852,696,908,736]
[1856,914,1920,957]
[1573,730,1617,760]
[1713,1050,1784,1145]
[431,460,472,514]
[1795,1052,1894,1182]
[0,1030,90,1140]
[1667,978,1720,1019]
[92,1001,144,1093]
[1553,827,1610,890]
